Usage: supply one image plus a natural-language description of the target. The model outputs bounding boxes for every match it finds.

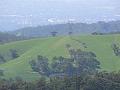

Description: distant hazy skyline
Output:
[0,0,120,31]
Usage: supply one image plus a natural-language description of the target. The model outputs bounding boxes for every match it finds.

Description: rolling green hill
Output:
[0,35,120,81]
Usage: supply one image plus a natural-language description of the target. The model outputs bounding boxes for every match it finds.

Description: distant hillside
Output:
[0,32,23,44]
[9,21,120,38]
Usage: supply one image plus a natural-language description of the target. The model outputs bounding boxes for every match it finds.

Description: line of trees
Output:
[0,71,120,90]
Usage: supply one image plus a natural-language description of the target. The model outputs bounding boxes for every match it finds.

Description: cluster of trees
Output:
[0,54,6,64]
[9,49,19,59]
[0,71,120,90]
[0,49,19,77]
[92,32,104,35]
[30,49,100,78]
[112,43,120,56]
[0,32,23,44]
[0,49,19,64]
[0,70,4,76]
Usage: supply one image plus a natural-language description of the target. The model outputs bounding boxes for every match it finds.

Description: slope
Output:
[0,35,120,81]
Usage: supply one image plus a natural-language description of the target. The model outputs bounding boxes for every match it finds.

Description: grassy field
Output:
[0,35,120,81]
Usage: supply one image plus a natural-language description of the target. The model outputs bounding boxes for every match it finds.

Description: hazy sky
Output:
[0,0,120,31]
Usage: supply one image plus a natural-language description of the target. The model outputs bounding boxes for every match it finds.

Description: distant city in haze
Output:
[0,0,120,31]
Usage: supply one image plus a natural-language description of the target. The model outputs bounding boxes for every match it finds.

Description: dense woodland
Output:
[0,68,120,90]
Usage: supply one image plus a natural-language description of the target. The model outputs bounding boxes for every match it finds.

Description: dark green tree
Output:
[30,55,51,77]
[10,49,19,59]
[51,31,58,37]
[0,54,5,64]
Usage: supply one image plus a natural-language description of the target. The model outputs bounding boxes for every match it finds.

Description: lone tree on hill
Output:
[51,31,57,37]
[68,31,73,36]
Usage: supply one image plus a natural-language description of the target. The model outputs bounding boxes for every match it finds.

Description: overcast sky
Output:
[0,0,120,31]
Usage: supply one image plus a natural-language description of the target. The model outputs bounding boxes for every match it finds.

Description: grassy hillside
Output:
[0,35,120,81]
